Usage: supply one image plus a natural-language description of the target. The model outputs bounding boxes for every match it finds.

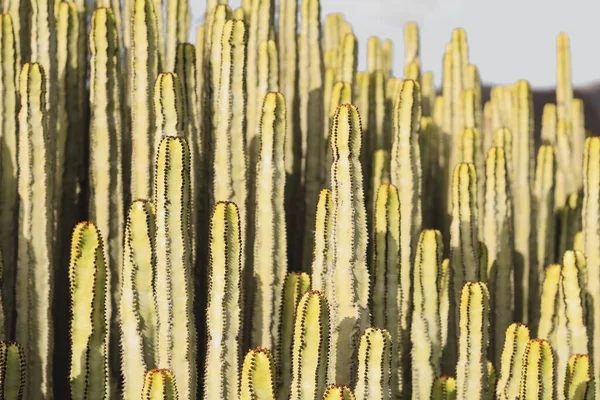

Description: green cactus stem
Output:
[565,354,592,400]
[558,192,583,259]
[68,222,110,399]
[205,201,243,400]
[432,376,457,400]
[496,323,530,399]
[241,348,276,400]
[311,189,334,292]
[142,369,178,400]
[322,385,355,400]
[165,0,189,72]
[369,151,391,223]
[0,341,25,399]
[518,339,556,399]
[541,103,557,145]
[355,328,392,400]
[322,81,352,188]
[556,33,572,123]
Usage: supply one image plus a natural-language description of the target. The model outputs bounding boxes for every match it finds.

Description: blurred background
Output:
[189,0,600,88]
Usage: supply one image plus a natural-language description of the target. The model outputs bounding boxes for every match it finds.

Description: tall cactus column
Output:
[327,104,370,386]
[16,63,54,399]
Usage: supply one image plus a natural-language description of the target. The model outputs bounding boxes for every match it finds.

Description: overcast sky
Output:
[188,0,600,89]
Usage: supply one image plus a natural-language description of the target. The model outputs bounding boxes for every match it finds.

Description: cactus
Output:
[322,385,355,400]
[558,192,583,259]
[289,290,329,400]
[390,80,422,390]
[16,63,54,399]
[0,341,25,399]
[165,0,189,72]
[119,200,157,399]
[68,222,110,399]
[278,273,311,400]
[154,72,184,139]
[582,137,600,390]
[482,147,514,366]
[565,354,592,400]
[420,117,440,227]
[541,103,557,145]
[130,0,160,200]
[487,361,497,400]
[556,33,572,123]
[0,14,17,339]
[518,339,556,399]
[369,151,391,221]
[241,348,276,400]
[369,71,386,151]
[322,81,352,187]
[251,92,287,350]
[142,369,178,400]
[411,229,443,399]
[154,136,196,399]
[367,36,381,73]
[432,376,457,400]
[205,201,242,400]
[311,189,334,292]
[338,33,357,85]
[327,104,370,386]
[456,282,490,400]
[354,328,392,400]
[440,258,451,357]
[496,323,530,399]
[404,22,420,67]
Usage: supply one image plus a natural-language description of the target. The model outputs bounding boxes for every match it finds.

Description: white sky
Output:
[188,0,600,89]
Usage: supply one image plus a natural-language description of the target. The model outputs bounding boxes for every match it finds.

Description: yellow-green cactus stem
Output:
[466,65,482,130]
[496,323,530,399]
[241,348,276,400]
[195,25,205,126]
[390,80,422,384]
[574,232,584,253]
[212,18,248,268]
[483,101,493,155]
[0,14,17,338]
[289,290,329,400]
[278,273,311,400]
[165,0,189,72]
[322,81,352,187]
[448,29,469,182]
[355,73,370,179]
[411,229,443,399]
[367,36,381,73]
[327,104,370,386]
[384,77,402,150]
[493,127,514,189]
[518,339,556,399]
[487,361,497,400]
[119,200,157,399]
[16,63,54,399]
[529,146,556,333]
[233,7,247,22]
[458,125,484,233]
[311,189,334,292]
[369,71,386,152]
[565,354,592,400]
[556,121,576,212]
[354,328,392,400]
[372,184,399,386]
[68,222,110,399]
[482,147,514,366]
[369,151,391,223]
[440,259,451,356]
[510,80,534,323]
[404,22,420,67]
[421,71,435,117]
[582,137,600,389]
[205,201,243,400]
[322,385,355,400]
[537,263,561,340]
[251,92,287,349]
[558,192,583,261]
[541,103,557,145]
[130,0,160,200]
[403,63,420,84]
[154,72,184,140]
[142,369,178,400]
[456,282,490,400]
[337,33,357,85]
[556,33,572,123]
[89,7,125,342]
[154,136,196,399]
[432,376,457,400]
[572,98,586,185]
[0,341,25,399]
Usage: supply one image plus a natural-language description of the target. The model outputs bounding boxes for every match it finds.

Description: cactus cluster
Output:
[0,0,596,399]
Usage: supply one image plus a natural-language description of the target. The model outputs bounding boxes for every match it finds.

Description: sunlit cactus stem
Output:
[496,323,530,399]
[165,0,189,72]
[322,81,352,188]
[311,189,334,292]
[327,104,370,386]
[565,354,592,400]
[457,282,490,400]
[518,339,556,399]
[142,369,178,400]
[205,202,243,400]
[16,62,54,399]
[241,348,276,400]
[432,376,457,400]
[322,385,355,400]
[0,341,26,399]
[355,328,393,400]
[68,222,110,399]
[290,290,329,400]
[411,229,443,399]
[119,200,157,399]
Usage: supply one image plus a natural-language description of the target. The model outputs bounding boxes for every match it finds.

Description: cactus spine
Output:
[328,104,370,386]
[143,369,178,400]
[205,201,242,400]
[252,92,287,349]
[16,63,54,399]
[354,328,392,400]
[241,348,276,400]
[0,341,25,399]
[496,323,530,399]
[518,339,556,399]
[582,137,600,389]
[290,290,329,400]
[278,273,310,400]
[154,136,196,399]
[311,189,334,292]
[457,282,490,400]
[68,222,110,399]
[322,385,355,400]
[130,0,160,199]
[119,200,157,399]
[411,229,443,399]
